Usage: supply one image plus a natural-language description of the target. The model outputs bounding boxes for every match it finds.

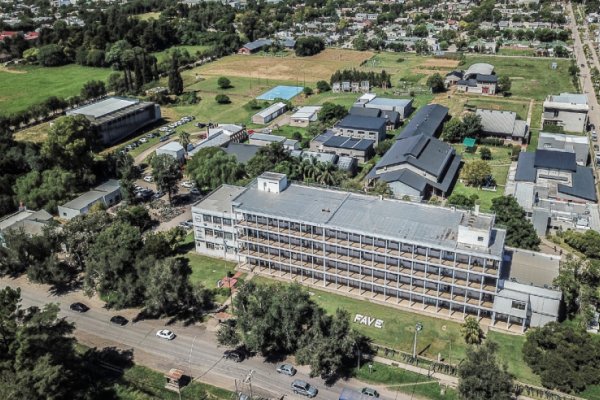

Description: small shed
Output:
[462,137,477,152]
[164,369,185,392]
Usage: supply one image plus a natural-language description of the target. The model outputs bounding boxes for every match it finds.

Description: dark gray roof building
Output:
[397,104,449,140]
[367,134,461,199]
[336,115,387,131]
[514,150,597,202]
[224,143,261,163]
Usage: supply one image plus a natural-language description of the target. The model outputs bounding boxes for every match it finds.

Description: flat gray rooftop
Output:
[233,182,504,256]
[503,247,560,288]
[192,185,247,214]
[61,190,106,211]
[69,97,138,119]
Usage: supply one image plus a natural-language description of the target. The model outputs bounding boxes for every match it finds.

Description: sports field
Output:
[0,64,112,116]
[192,48,374,82]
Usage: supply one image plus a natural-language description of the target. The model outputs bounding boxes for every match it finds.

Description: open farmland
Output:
[0,64,112,116]
[191,48,374,82]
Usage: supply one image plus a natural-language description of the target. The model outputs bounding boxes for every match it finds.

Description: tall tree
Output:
[187,147,244,191]
[458,341,513,400]
[427,73,445,93]
[178,131,191,152]
[491,196,540,250]
[461,160,492,186]
[168,55,184,95]
[151,154,182,204]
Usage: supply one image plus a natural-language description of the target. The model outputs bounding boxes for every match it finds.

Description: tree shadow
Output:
[48,276,83,296]
[78,346,136,400]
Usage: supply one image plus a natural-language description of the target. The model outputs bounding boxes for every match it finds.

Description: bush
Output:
[217,77,231,89]
[480,147,492,160]
[316,81,331,92]
[396,57,405,63]
[479,137,504,146]
[215,94,231,104]
[246,99,262,110]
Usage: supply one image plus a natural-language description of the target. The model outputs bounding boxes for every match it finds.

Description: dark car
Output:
[110,315,128,326]
[70,302,89,313]
[224,349,244,362]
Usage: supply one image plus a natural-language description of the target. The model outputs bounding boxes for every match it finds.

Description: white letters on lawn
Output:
[354,313,384,329]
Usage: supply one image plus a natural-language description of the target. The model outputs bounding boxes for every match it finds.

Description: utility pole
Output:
[412,322,423,359]
[244,370,255,399]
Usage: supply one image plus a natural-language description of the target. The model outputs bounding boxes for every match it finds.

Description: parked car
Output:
[224,349,244,362]
[143,176,153,183]
[156,329,176,340]
[361,388,380,398]
[276,363,297,376]
[70,302,89,313]
[181,181,194,188]
[179,221,192,229]
[139,137,148,144]
[291,380,317,398]
[160,135,169,142]
[190,188,200,196]
[110,315,128,326]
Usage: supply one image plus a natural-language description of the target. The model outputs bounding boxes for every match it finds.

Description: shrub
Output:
[217,77,231,89]
[215,94,231,104]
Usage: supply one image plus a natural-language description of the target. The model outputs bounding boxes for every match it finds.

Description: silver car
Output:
[277,363,297,376]
[291,380,317,398]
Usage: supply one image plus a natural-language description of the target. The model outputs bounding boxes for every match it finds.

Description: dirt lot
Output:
[195,48,374,82]
[419,58,460,68]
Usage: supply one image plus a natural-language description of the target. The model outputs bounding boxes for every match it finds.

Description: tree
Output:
[316,80,331,92]
[447,193,478,209]
[215,94,231,104]
[151,154,182,204]
[37,44,67,67]
[458,341,513,400]
[498,75,512,94]
[491,196,540,250]
[318,102,347,123]
[0,287,86,399]
[461,160,492,186]
[523,322,600,393]
[480,147,492,160]
[294,36,325,56]
[84,221,144,308]
[13,167,75,213]
[461,316,484,345]
[41,115,98,184]
[426,73,445,93]
[441,118,465,142]
[216,320,241,347]
[187,147,244,191]
[217,77,231,89]
[303,86,313,97]
[462,113,483,137]
[80,80,106,100]
[375,139,394,156]
[553,256,600,317]
[167,56,183,95]
[178,131,191,152]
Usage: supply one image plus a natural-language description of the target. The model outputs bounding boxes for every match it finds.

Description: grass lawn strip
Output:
[250,276,540,385]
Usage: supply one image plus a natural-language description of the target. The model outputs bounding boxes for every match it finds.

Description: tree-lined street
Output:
[0,275,415,400]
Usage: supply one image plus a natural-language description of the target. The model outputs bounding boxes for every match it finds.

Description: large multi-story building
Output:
[192,172,562,332]
[542,93,589,133]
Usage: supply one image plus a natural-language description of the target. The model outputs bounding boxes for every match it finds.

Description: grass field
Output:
[135,11,161,20]
[190,48,374,82]
[356,363,458,400]
[152,45,212,63]
[251,276,540,385]
[463,55,575,100]
[362,53,459,87]
[497,48,536,57]
[187,252,237,289]
[0,64,112,116]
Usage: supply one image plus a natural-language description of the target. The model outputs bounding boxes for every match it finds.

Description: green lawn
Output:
[0,64,112,115]
[580,384,600,400]
[497,48,536,57]
[135,11,161,21]
[252,276,538,384]
[356,362,458,400]
[187,252,237,289]
[463,55,575,100]
[450,182,502,212]
[117,364,234,400]
[464,98,530,120]
[152,45,212,63]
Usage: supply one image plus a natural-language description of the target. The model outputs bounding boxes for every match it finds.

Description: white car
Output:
[139,137,148,143]
[181,181,194,188]
[156,329,176,340]
[143,176,153,183]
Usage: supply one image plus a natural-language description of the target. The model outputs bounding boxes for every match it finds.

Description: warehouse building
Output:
[57,180,121,220]
[252,102,287,125]
[191,172,562,332]
[156,141,185,163]
[67,97,161,145]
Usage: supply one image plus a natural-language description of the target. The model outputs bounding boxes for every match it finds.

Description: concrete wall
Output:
[98,104,160,145]
[333,126,385,143]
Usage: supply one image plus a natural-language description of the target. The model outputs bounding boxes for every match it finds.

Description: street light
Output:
[412,322,423,359]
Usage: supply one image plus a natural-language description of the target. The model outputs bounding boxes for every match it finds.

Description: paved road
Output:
[0,276,416,400]
[568,2,600,132]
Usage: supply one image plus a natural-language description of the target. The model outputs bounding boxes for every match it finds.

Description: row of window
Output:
[204,229,234,240]
[202,214,233,226]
